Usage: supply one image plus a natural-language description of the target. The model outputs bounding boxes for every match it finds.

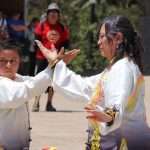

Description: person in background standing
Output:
[32,2,70,112]
[26,17,39,76]
[7,12,29,75]
[0,11,9,41]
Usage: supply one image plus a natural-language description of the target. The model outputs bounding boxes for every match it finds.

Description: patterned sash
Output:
[85,72,106,150]
[126,75,144,112]
[85,70,144,150]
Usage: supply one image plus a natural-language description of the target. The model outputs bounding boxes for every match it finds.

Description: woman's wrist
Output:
[104,107,118,126]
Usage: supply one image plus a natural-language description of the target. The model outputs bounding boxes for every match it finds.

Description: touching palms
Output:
[35,40,80,65]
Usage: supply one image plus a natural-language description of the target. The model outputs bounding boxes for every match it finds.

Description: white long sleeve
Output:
[100,59,134,134]
[0,67,52,108]
[53,60,101,101]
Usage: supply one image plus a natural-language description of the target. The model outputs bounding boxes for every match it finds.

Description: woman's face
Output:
[47,10,59,25]
[98,24,118,61]
[0,50,20,80]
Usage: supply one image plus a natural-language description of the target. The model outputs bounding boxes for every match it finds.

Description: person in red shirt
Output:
[32,2,69,112]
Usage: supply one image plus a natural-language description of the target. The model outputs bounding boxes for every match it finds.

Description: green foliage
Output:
[28,0,143,75]
[66,0,143,75]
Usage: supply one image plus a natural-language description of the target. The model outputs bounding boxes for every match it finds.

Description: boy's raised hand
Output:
[35,40,80,66]
[35,40,58,63]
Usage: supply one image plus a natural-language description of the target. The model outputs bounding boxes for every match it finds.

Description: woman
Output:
[36,15,150,150]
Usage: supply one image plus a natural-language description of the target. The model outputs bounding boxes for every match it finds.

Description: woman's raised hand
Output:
[59,48,80,64]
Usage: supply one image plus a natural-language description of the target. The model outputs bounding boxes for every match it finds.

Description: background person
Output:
[36,15,150,150]
[32,2,70,112]
[26,17,39,76]
[0,11,9,41]
[7,12,29,75]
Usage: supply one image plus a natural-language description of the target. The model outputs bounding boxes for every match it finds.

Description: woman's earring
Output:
[116,43,119,50]
[116,42,124,52]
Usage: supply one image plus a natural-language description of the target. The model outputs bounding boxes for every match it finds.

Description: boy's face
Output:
[0,50,20,80]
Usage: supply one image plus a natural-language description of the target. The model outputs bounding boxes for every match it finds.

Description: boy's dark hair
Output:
[0,40,22,57]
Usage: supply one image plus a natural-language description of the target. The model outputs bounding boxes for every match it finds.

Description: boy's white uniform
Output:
[0,68,52,150]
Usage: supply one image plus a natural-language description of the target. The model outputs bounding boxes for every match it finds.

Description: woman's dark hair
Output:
[0,40,22,57]
[99,15,144,73]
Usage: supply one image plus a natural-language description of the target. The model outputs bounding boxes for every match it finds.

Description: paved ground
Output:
[29,77,150,150]
[29,93,87,150]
